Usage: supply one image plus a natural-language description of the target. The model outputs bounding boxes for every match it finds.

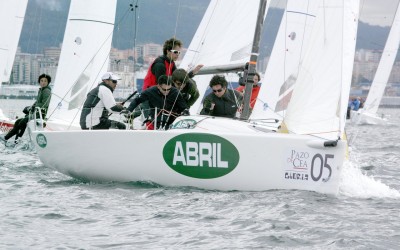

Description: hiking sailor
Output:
[1,73,52,143]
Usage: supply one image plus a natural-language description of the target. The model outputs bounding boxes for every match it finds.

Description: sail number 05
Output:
[311,154,333,182]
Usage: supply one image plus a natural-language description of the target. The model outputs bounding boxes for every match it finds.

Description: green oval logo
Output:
[163,133,240,179]
[36,133,47,148]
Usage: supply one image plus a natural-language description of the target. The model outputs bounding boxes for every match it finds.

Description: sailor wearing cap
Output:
[79,72,126,130]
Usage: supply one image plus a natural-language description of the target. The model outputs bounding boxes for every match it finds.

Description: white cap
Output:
[101,72,121,81]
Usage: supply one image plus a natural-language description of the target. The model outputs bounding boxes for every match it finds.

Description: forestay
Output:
[179,0,270,114]
[46,0,117,129]
[282,0,359,140]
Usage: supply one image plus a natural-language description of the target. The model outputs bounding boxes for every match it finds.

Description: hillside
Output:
[19,0,390,55]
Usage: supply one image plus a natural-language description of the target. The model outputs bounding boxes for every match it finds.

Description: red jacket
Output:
[142,55,176,90]
[236,85,261,109]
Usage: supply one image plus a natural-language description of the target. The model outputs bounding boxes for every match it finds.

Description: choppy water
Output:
[1,100,399,249]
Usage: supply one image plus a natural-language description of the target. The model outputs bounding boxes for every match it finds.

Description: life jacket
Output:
[142,56,175,90]
[80,82,113,129]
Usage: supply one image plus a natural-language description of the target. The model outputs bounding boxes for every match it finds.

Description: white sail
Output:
[45,0,117,129]
[283,0,359,140]
[0,0,28,85]
[362,2,400,116]
[179,0,270,114]
[250,0,318,120]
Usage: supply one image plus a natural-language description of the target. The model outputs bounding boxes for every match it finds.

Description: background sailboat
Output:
[0,0,28,130]
[351,1,400,125]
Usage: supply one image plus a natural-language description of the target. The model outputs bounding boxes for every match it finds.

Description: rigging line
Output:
[26,2,40,53]
[47,4,135,121]
[131,0,140,82]
[281,1,315,119]
[185,1,218,71]
[35,6,43,55]
[167,72,190,116]
[173,0,182,41]
[166,0,182,82]
[226,74,242,110]
[338,0,347,140]
[283,0,289,115]
[50,7,67,48]
[162,0,183,118]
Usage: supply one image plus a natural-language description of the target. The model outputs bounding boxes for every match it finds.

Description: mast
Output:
[240,0,267,120]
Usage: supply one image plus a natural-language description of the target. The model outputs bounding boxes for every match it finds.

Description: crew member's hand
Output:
[192,64,204,75]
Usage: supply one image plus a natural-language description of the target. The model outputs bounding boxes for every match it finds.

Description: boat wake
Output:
[339,160,400,199]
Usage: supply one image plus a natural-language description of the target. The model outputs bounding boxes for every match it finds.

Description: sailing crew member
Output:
[127,75,188,130]
[200,75,243,118]
[235,72,261,109]
[1,74,52,143]
[171,68,200,107]
[80,72,126,130]
[350,97,361,111]
[142,37,203,90]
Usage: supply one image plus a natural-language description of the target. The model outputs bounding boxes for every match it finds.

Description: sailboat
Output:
[351,1,400,125]
[0,0,28,132]
[31,0,360,195]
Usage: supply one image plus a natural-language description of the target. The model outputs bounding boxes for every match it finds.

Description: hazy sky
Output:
[270,0,399,27]
[35,0,400,27]
[359,0,399,26]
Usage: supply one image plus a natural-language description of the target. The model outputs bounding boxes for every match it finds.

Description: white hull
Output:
[350,110,388,125]
[32,117,345,195]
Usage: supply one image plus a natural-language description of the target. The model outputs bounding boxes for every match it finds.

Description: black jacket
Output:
[127,86,188,128]
[200,89,243,118]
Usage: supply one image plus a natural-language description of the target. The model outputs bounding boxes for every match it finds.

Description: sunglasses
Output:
[112,80,118,84]
[174,81,185,87]
[170,50,181,55]
[213,88,224,93]
[160,86,172,92]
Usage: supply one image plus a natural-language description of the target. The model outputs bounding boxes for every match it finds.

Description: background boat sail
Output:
[31,0,360,195]
[351,1,400,125]
[0,0,28,131]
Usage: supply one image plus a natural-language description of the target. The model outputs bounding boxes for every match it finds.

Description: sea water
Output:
[1,99,399,249]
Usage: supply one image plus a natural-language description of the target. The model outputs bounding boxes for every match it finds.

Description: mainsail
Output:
[46,0,117,128]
